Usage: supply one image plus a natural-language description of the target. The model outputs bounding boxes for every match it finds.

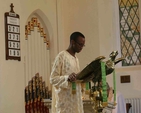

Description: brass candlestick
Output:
[89,83,103,113]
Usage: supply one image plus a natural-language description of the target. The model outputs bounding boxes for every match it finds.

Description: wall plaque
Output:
[4,3,21,61]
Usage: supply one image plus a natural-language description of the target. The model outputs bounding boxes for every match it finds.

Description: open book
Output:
[76,51,124,83]
[76,56,106,82]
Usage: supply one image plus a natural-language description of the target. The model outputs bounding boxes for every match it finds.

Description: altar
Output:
[43,99,94,113]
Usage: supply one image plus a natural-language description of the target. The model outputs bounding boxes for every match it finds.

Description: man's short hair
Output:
[70,32,85,42]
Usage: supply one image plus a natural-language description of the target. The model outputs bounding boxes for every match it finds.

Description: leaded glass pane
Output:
[118,0,141,66]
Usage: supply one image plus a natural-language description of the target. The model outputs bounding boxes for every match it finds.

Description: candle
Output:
[101,61,107,103]
[72,82,76,94]
[113,70,116,102]
[85,82,90,95]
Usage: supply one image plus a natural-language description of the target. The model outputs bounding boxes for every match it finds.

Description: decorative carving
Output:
[25,17,50,49]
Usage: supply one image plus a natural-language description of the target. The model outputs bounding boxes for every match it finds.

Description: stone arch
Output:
[24,9,52,90]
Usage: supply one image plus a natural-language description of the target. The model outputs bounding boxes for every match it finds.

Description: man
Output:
[50,32,85,113]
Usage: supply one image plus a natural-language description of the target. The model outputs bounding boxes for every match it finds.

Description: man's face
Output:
[73,36,85,53]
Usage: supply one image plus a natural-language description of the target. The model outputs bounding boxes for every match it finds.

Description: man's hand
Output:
[68,73,77,82]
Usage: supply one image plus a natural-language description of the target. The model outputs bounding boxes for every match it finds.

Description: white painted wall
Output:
[58,0,100,68]
[107,66,141,98]
[0,0,141,113]
[0,0,57,113]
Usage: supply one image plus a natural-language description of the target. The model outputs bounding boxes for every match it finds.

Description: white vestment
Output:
[112,91,126,113]
[50,51,84,113]
[103,89,127,113]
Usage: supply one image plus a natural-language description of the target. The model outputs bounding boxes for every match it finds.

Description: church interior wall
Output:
[0,0,57,113]
[0,0,141,113]
[96,0,141,99]
[57,0,101,68]
[59,0,141,99]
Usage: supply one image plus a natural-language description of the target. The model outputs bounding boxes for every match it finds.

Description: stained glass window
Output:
[118,0,141,66]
